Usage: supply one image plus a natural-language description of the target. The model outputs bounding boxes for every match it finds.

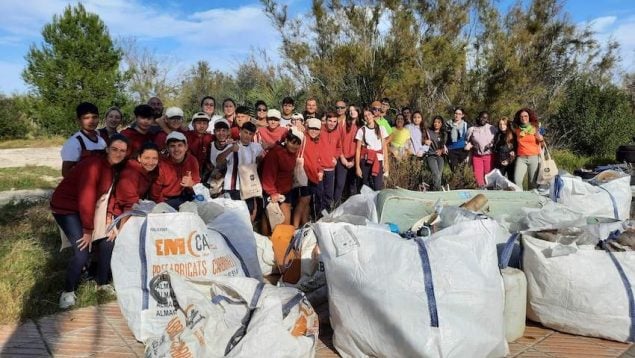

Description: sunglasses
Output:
[371,107,381,112]
[336,106,346,109]
[257,108,267,112]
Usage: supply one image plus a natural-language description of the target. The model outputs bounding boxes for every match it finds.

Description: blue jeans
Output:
[53,213,114,292]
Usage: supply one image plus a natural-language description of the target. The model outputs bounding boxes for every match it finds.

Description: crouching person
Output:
[110,142,160,222]
[51,134,129,309]
[216,122,264,222]
[151,132,200,209]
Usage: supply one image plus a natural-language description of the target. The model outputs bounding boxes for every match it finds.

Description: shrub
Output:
[547,78,635,157]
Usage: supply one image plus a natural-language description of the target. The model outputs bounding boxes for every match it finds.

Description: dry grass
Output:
[0,200,114,324]
[0,166,61,191]
[0,136,65,149]
[385,155,477,191]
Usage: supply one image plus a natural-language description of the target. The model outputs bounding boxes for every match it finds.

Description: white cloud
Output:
[0,0,283,94]
[588,16,617,33]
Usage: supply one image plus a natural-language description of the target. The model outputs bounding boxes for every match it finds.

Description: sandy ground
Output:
[0,146,62,169]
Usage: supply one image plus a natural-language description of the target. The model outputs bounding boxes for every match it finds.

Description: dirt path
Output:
[0,147,62,169]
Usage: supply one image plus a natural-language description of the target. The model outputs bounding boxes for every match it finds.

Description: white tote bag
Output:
[537,143,558,185]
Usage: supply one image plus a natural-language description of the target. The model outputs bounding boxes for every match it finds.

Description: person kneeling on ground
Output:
[151,132,200,209]
[51,135,129,309]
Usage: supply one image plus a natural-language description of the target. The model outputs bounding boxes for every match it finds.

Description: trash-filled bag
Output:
[110,211,249,342]
[485,169,522,192]
[550,170,631,221]
[523,226,635,342]
[145,271,319,358]
[314,219,507,357]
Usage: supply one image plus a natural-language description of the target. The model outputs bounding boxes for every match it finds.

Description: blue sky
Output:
[0,0,633,95]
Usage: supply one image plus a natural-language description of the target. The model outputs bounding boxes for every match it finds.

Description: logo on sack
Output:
[544,168,550,173]
[155,231,212,257]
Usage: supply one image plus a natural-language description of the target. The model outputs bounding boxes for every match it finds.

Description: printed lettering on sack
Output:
[149,227,241,279]
[153,279,176,317]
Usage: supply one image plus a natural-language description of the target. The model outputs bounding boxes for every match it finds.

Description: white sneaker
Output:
[96,284,116,296]
[59,291,76,309]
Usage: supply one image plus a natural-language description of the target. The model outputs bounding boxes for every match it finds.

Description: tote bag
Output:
[537,143,558,185]
[238,163,262,199]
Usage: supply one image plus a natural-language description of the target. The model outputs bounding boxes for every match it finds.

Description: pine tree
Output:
[22,4,126,135]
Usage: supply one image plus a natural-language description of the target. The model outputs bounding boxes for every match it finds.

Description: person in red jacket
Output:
[50,134,129,309]
[335,105,361,203]
[154,107,187,152]
[260,128,304,232]
[319,112,342,212]
[151,131,201,209]
[120,104,156,157]
[110,142,160,219]
[186,112,213,179]
[293,118,323,227]
[257,109,288,152]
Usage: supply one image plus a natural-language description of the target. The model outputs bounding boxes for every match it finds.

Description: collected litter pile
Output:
[109,169,633,357]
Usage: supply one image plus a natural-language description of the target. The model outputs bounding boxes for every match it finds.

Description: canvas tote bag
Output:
[537,142,558,185]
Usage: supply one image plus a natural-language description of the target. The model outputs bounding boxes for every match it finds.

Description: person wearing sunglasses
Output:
[254,100,268,128]
[370,100,393,137]
[335,100,347,124]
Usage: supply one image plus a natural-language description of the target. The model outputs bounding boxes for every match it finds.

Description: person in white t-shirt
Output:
[216,122,263,222]
[355,108,389,190]
[60,102,108,178]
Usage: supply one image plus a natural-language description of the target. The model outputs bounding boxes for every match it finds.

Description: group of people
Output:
[390,106,544,191]
[50,94,546,309]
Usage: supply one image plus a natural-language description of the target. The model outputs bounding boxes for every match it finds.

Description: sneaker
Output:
[59,291,76,309]
[96,284,116,296]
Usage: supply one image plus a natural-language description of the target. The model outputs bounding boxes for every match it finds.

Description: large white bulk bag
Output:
[314,219,507,358]
[110,211,248,342]
[145,271,319,358]
[523,230,635,342]
[549,171,631,220]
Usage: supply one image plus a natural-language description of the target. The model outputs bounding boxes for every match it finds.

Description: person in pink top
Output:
[465,111,498,187]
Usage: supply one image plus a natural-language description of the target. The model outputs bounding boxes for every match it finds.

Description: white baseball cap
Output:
[165,107,184,118]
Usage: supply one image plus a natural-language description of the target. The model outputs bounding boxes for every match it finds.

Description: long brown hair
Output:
[498,117,515,145]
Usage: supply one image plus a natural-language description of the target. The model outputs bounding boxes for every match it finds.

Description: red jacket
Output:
[154,129,188,151]
[318,127,342,170]
[261,145,296,196]
[186,130,213,173]
[151,154,201,202]
[302,138,323,184]
[257,126,288,149]
[339,122,358,159]
[110,160,156,217]
[120,127,155,157]
[50,155,114,234]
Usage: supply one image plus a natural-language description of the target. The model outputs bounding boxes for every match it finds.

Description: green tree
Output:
[177,61,239,117]
[548,78,635,156]
[0,95,38,139]
[22,3,127,135]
